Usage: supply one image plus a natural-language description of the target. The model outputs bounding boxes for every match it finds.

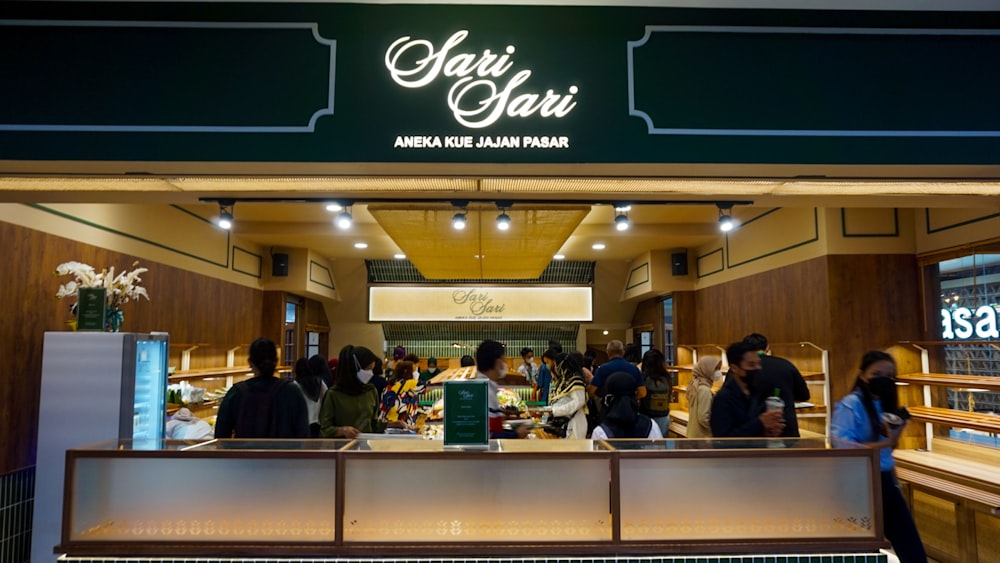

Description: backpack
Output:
[233,378,290,438]
[642,375,672,418]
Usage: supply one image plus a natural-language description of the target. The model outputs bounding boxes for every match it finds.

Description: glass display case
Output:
[58,438,885,559]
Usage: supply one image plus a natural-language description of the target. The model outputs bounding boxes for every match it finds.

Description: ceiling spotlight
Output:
[603,330,609,335]
[394,253,406,259]
[496,210,511,231]
[354,242,368,249]
[717,204,735,233]
[592,243,606,250]
[216,199,235,230]
[336,208,353,230]
[615,212,630,231]
[325,203,343,212]
[553,254,566,260]
[452,212,467,230]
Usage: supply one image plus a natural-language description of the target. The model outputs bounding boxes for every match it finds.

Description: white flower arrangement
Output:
[55,260,150,313]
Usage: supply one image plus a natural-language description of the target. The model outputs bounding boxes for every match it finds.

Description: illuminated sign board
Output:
[369,286,593,322]
[941,306,1000,340]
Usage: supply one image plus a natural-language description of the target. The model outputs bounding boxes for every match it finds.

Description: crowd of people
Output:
[201,332,924,560]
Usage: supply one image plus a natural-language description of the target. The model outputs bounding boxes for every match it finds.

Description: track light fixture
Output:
[717,204,735,233]
[451,200,469,230]
[614,205,631,231]
[216,199,235,230]
[336,207,353,230]
[496,200,512,231]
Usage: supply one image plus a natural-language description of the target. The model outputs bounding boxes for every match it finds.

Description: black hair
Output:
[248,337,279,378]
[334,345,377,396]
[725,341,757,370]
[460,355,475,367]
[582,350,596,369]
[372,357,384,377]
[476,340,505,372]
[641,349,669,381]
[742,333,769,351]
[623,342,642,364]
[548,339,563,354]
[854,350,897,438]
[554,352,582,379]
[542,347,559,361]
[307,355,334,392]
[295,357,323,401]
[520,347,534,357]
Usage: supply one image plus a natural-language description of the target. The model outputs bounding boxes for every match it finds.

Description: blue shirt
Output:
[831,389,894,472]
[591,357,644,397]
[536,364,552,404]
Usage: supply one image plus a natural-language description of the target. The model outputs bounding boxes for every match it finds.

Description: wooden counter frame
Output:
[56,438,888,558]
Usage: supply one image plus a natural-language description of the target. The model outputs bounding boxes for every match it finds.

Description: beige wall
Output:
[915,208,1000,254]
[326,258,385,357]
[262,247,340,303]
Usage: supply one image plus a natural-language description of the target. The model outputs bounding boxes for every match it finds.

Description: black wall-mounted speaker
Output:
[671,250,688,276]
[272,253,289,277]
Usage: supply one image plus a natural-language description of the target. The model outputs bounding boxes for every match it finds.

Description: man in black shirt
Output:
[743,333,811,437]
[711,342,785,438]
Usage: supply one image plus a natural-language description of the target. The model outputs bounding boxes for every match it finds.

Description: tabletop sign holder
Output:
[443,379,490,448]
[76,287,107,332]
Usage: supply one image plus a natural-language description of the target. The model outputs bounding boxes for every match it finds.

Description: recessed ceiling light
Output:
[354,242,368,249]
[592,243,606,250]
[325,203,343,212]
[603,330,609,335]
[393,253,406,259]
[553,254,566,260]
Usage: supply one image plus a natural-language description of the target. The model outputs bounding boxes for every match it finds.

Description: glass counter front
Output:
[59,437,884,558]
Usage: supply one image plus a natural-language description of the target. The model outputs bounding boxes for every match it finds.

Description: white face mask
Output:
[713,370,724,382]
[357,369,375,384]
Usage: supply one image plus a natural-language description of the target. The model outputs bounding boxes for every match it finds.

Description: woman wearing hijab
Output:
[686,355,722,438]
[546,353,589,439]
[592,372,663,440]
[319,345,403,439]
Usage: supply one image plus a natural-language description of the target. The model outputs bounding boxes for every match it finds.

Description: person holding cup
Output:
[831,351,926,563]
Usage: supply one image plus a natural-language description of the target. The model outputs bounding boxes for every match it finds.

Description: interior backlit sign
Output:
[941,306,1000,340]
[385,30,577,149]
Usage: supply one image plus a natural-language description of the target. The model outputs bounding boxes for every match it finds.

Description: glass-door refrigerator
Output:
[34,331,170,563]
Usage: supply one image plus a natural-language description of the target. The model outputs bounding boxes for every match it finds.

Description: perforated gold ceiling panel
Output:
[368,204,590,279]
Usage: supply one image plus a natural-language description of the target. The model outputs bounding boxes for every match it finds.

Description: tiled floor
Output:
[0,466,34,563]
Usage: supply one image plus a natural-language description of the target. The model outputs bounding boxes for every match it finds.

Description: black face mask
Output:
[743,369,761,386]
[865,376,899,413]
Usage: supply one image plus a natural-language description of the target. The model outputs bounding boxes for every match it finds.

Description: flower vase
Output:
[106,307,124,332]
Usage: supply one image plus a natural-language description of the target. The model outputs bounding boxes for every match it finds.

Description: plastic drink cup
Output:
[765,395,785,413]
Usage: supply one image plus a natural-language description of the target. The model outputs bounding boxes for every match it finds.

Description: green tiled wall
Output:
[60,555,889,563]
[0,466,34,563]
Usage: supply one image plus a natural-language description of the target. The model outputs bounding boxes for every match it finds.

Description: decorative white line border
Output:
[0,20,336,133]
[627,25,1000,137]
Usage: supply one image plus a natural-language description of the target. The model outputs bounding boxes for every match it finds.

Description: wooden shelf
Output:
[895,448,1000,489]
[169,367,253,381]
[167,400,219,415]
[898,373,1000,392]
[907,406,1000,434]
[800,371,825,380]
[666,365,694,371]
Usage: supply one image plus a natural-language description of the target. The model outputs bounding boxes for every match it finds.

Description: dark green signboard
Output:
[76,287,107,331]
[443,380,489,447]
[1,2,1000,165]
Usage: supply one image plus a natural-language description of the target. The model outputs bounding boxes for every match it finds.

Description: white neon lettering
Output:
[953,307,975,339]
[941,309,955,340]
[974,305,1000,338]
[386,30,578,128]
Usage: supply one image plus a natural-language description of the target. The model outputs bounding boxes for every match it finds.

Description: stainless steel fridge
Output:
[32,331,169,563]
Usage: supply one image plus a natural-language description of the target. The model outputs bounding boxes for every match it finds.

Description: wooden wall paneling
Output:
[693,256,832,351]
[0,221,262,473]
[976,511,1000,563]
[911,490,959,563]
[261,291,287,362]
[630,297,661,352]
[671,291,697,366]
[825,254,923,405]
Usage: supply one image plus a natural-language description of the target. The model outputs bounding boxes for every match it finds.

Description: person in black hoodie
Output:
[215,338,309,439]
[742,333,810,437]
[591,372,662,440]
[711,341,785,438]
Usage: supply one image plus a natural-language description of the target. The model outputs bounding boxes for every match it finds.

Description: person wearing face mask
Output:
[319,345,404,439]
[743,333,810,438]
[832,351,926,563]
[475,340,531,439]
[686,355,722,438]
[592,372,662,440]
[711,342,785,438]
